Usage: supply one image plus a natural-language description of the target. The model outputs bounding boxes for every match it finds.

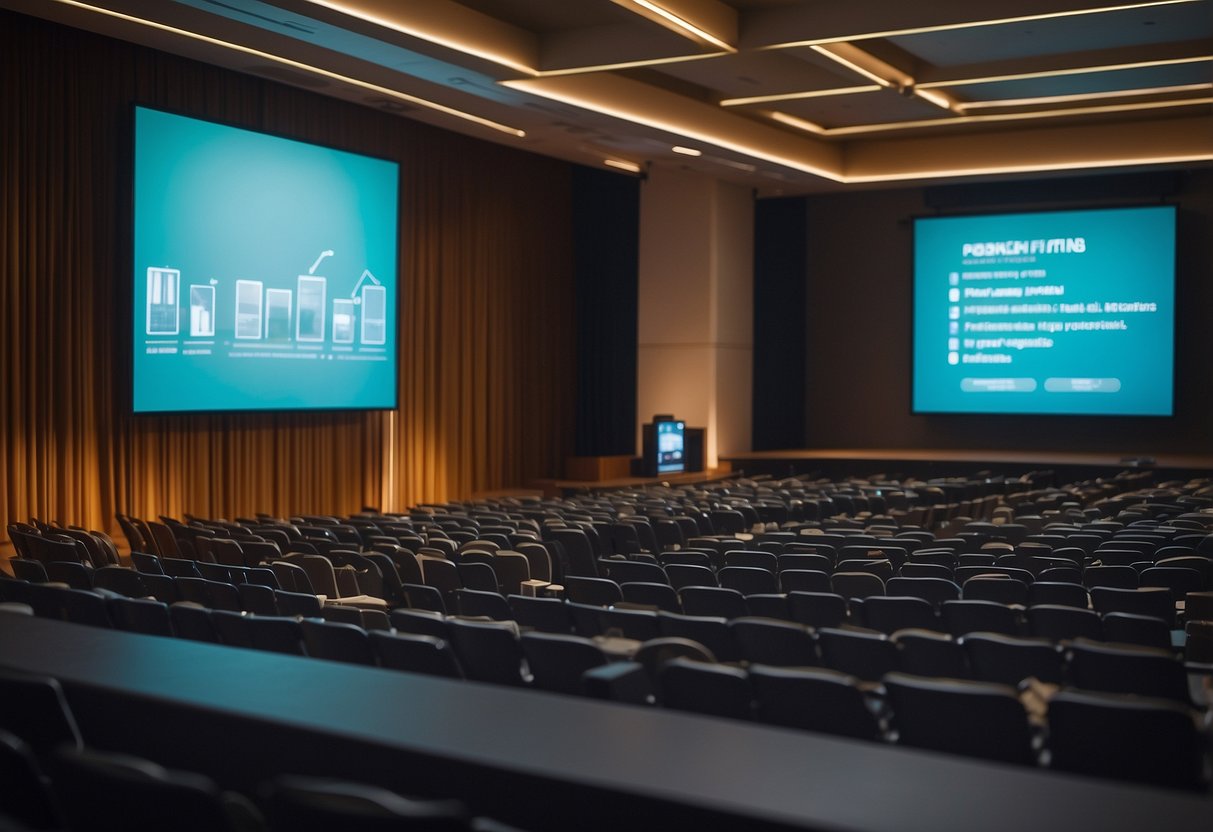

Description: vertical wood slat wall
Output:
[0,11,575,541]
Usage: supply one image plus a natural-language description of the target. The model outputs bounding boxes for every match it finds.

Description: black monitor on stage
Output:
[642,415,686,476]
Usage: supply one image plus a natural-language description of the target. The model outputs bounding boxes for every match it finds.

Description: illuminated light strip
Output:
[501,79,843,180]
[919,54,1213,89]
[720,85,881,107]
[914,87,956,111]
[810,44,902,88]
[767,0,1201,49]
[612,0,737,52]
[772,96,1213,137]
[957,82,1213,111]
[671,145,702,156]
[844,152,1213,184]
[532,50,727,77]
[303,0,537,75]
[52,0,526,137]
[604,158,643,172]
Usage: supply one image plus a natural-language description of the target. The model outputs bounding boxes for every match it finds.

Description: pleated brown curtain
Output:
[0,11,574,546]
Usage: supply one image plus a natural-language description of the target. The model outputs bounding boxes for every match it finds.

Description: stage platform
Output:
[722,448,1213,483]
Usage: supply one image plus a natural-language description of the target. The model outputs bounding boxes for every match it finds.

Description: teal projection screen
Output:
[912,205,1176,416]
[133,106,399,413]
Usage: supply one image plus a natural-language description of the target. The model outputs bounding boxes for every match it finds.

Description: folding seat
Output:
[744,593,791,621]
[659,551,712,569]
[447,619,526,686]
[209,609,256,648]
[884,673,1036,766]
[1083,565,1139,590]
[300,618,375,666]
[50,746,263,832]
[169,602,221,643]
[835,558,894,582]
[656,611,741,663]
[401,583,447,615]
[1153,556,1212,588]
[514,541,554,584]
[816,627,899,683]
[453,588,514,620]
[620,581,681,612]
[139,573,180,605]
[1101,611,1172,650]
[45,561,92,590]
[963,632,1065,686]
[1066,639,1190,702]
[718,566,778,597]
[417,556,461,607]
[599,607,660,641]
[273,589,322,617]
[506,594,572,634]
[961,576,1028,606]
[107,597,173,637]
[389,608,451,640]
[0,669,84,766]
[0,729,61,830]
[201,579,242,612]
[370,631,463,679]
[59,588,112,628]
[246,615,306,655]
[778,569,832,595]
[898,562,953,580]
[91,566,147,598]
[1046,689,1208,790]
[893,629,970,679]
[830,572,885,600]
[665,564,718,591]
[787,591,848,629]
[563,575,623,607]
[778,553,832,574]
[359,609,392,632]
[521,632,610,694]
[9,558,49,583]
[749,665,882,740]
[1138,566,1205,605]
[319,605,365,626]
[679,586,746,620]
[260,774,470,832]
[1026,581,1089,609]
[729,617,818,667]
[1038,566,1084,585]
[723,550,778,572]
[658,657,752,720]
[596,558,667,586]
[1090,586,1175,626]
[548,527,599,577]
[940,599,1022,638]
[1027,604,1103,642]
[861,596,939,635]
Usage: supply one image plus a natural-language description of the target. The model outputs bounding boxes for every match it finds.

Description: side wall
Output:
[763,171,1213,454]
[0,10,577,538]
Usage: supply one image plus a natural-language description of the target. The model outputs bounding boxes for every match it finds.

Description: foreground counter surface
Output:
[1,615,1209,831]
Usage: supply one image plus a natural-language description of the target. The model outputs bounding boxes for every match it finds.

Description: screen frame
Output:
[128,103,402,416]
[909,202,1178,419]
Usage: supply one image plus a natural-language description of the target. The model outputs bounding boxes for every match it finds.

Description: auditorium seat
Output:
[506,594,572,634]
[816,628,898,683]
[447,619,526,687]
[168,603,220,644]
[1027,604,1103,641]
[1066,639,1191,702]
[1046,689,1208,791]
[749,665,883,740]
[520,632,609,695]
[679,586,746,619]
[0,729,61,831]
[883,673,1036,766]
[940,599,1022,638]
[893,629,970,679]
[51,746,266,832]
[729,617,818,667]
[108,597,174,637]
[620,581,681,612]
[861,596,939,635]
[259,774,472,832]
[962,633,1065,686]
[658,657,752,720]
[656,611,741,663]
[371,631,463,680]
[718,566,780,596]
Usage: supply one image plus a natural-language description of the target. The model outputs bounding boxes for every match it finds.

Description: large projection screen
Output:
[133,106,399,413]
[912,205,1176,416]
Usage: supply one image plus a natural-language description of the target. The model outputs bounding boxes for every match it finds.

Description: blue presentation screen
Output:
[133,106,399,413]
[912,205,1175,416]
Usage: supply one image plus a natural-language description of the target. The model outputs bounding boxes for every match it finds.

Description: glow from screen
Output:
[133,106,399,413]
[912,205,1175,416]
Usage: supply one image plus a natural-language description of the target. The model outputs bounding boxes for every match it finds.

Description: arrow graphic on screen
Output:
[350,269,382,303]
[308,250,334,275]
